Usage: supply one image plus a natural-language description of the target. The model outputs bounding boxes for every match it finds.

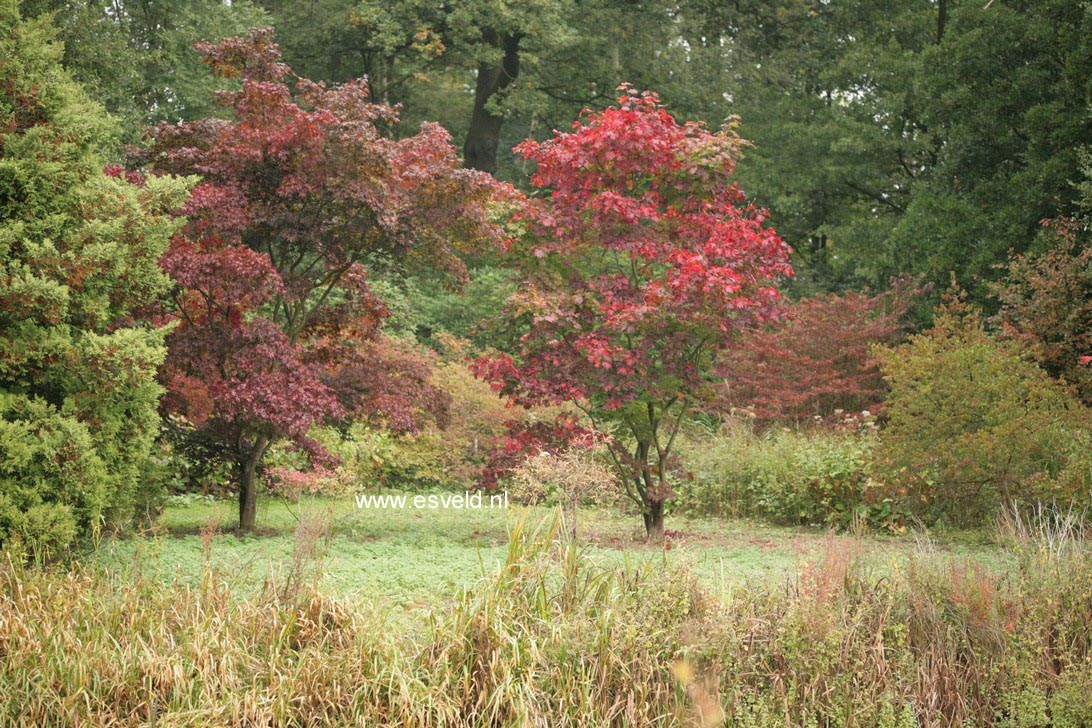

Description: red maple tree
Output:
[474,87,793,539]
[143,30,504,530]
[709,279,923,426]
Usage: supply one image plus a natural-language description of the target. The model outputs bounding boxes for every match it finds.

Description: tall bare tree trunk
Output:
[464,30,521,174]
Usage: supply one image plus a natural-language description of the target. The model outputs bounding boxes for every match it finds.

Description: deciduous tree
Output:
[717,0,1091,299]
[23,0,270,142]
[474,87,792,539]
[144,30,503,531]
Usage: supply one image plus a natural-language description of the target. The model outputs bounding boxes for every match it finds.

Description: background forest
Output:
[29,0,1091,298]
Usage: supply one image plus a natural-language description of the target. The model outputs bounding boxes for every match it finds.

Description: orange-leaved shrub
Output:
[372,357,515,487]
[993,216,1092,405]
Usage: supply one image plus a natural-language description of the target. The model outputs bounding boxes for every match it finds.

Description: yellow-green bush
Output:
[366,359,516,488]
[327,357,568,490]
[0,7,188,558]
[874,297,1092,527]
[508,446,620,538]
[672,420,895,529]
[0,397,105,561]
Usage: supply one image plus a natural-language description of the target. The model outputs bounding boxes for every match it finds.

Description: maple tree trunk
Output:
[464,30,521,174]
[237,436,269,533]
[238,457,258,533]
[644,499,665,542]
[631,435,668,542]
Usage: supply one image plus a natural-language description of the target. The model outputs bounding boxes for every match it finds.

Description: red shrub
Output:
[710,279,922,425]
[993,217,1092,405]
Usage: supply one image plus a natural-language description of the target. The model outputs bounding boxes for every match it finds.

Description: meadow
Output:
[6,494,1090,727]
[97,495,1004,607]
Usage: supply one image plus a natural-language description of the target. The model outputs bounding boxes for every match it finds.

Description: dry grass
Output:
[0,516,703,726]
[2,508,1092,726]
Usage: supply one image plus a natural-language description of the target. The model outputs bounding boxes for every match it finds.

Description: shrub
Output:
[347,358,519,489]
[0,396,107,561]
[308,355,567,491]
[710,279,922,425]
[874,295,1092,527]
[993,216,1092,405]
[385,353,578,490]
[0,7,189,557]
[260,421,402,499]
[672,420,901,529]
[508,447,620,538]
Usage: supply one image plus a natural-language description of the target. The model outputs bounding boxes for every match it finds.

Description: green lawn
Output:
[95,491,1009,611]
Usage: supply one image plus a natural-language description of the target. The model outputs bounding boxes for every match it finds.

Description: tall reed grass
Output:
[2,508,1091,726]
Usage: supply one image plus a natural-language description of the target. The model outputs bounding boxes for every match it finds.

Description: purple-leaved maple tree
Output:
[143,30,504,530]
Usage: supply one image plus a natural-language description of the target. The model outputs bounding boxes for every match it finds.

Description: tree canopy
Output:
[474,88,792,538]
[144,29,504,530]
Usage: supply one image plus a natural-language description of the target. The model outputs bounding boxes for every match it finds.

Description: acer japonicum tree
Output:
[142,29,503,531]
[474,87,793,540]
[709,278,925,426]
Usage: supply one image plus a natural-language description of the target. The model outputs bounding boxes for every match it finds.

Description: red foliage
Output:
[320,337,451,434]
[710,279,923,425]
[478,415,601,489]
[142,29,504,526]
[993,216,1092,404]
[472,86,792,536]
[103,163,146,187]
